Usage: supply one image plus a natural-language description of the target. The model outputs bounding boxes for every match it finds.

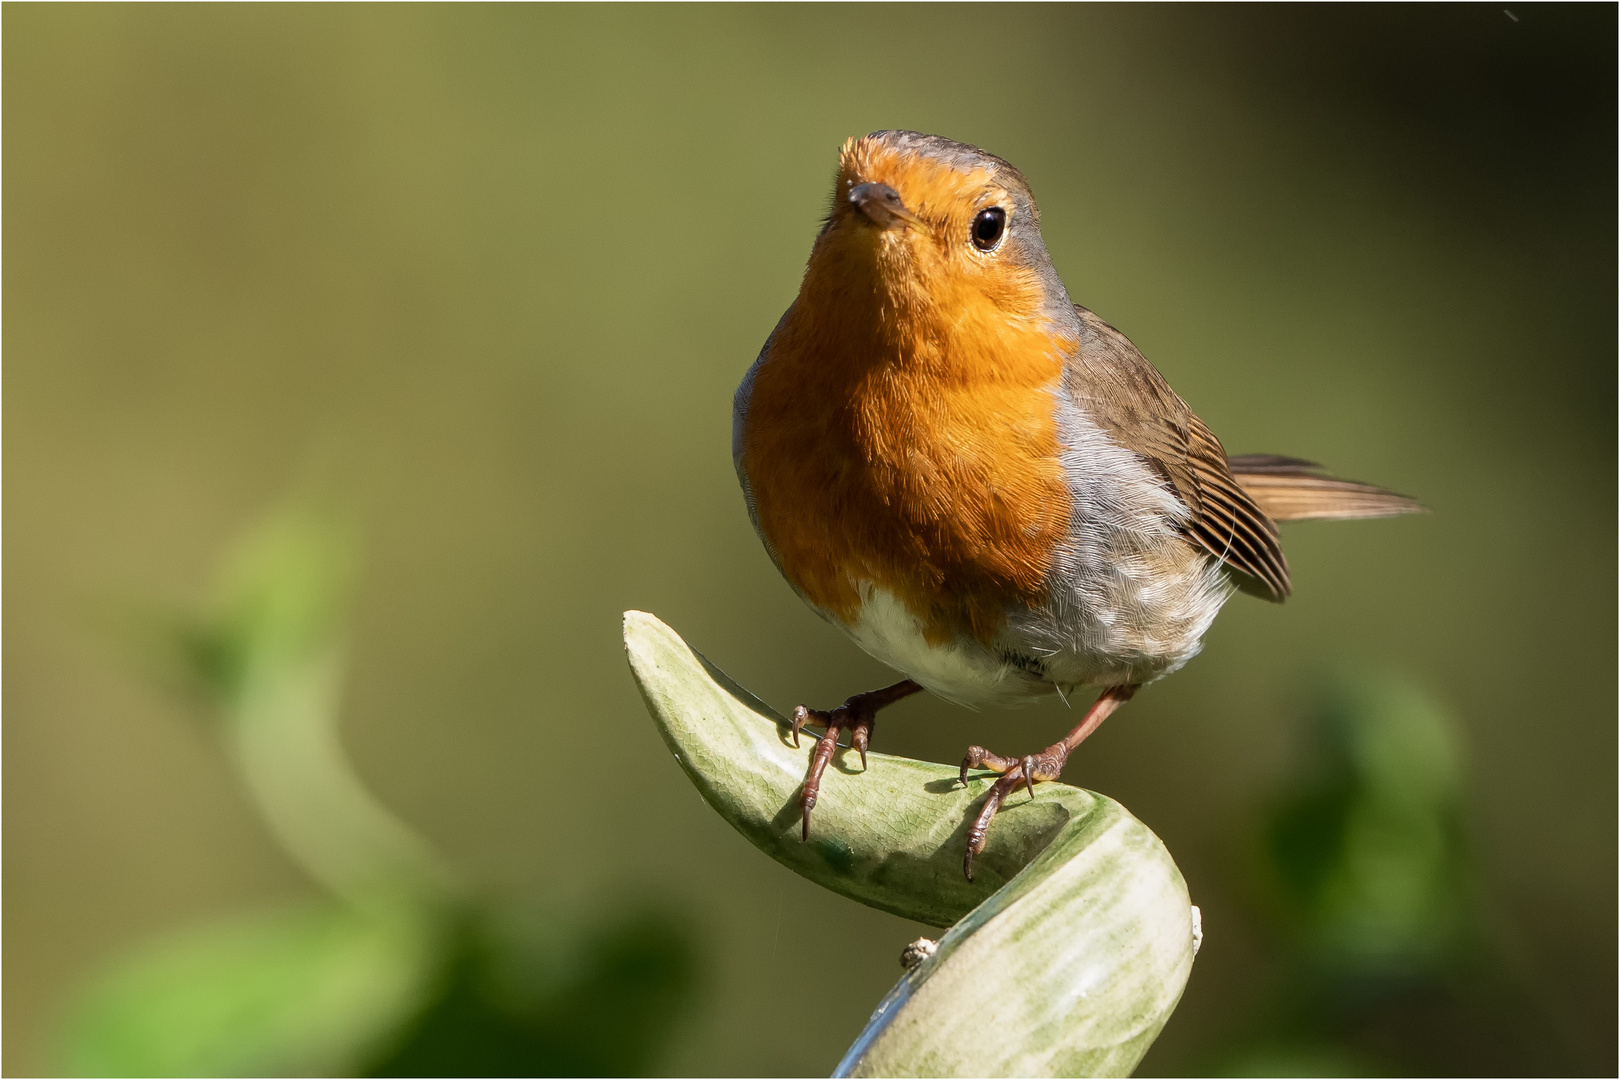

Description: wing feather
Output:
[1067,307,1292,600]
[1227,454,1426,522]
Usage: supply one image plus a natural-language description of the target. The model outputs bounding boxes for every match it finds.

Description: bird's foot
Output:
[957,742,1069,881]
[791,680,920,841]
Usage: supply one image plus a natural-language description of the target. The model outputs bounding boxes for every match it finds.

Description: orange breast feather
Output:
[744,150,1074,647]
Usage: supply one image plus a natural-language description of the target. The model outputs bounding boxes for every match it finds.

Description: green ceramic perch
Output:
[624,610,1199,1078]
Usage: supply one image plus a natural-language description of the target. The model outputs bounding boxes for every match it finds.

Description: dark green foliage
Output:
[368,912,697,1078]
[1207,677,1573,1076]
[1264,679,1469,977]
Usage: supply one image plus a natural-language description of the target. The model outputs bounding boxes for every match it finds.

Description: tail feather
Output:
[1227,454,1426,523]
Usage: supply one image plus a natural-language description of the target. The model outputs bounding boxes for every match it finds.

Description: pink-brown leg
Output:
[958,684,1139,880]
[793,680,922,840]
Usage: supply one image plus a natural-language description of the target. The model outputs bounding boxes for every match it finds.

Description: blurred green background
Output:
[5,4,1614,1076]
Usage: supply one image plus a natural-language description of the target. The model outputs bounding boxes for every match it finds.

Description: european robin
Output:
[733,131,1423,879]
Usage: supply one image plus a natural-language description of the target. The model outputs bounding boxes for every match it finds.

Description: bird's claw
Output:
[789,705,814,748]
[788,680,920,842]
[959,745,983,786]
[957,744,1068,880]
[794,702,876,841]
[1020,755,1039,801]
[959,744,1016,786]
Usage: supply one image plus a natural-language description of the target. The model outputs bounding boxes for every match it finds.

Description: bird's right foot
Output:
[791,679,921,840]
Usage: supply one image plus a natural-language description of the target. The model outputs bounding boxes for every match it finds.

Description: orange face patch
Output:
[742,136,1075,645]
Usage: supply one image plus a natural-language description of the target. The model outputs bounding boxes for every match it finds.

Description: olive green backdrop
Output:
[6,4,1614,1076]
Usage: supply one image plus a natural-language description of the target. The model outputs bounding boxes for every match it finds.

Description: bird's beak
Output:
[848,181,927,232]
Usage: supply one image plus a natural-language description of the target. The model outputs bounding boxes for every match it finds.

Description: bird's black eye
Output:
[971,207,1007,252]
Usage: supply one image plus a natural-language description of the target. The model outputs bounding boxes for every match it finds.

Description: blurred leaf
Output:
[63,516,704,1079]
[625,610,1197,1078]
[186,509,358,707]
[1200,675,1501,1076]
[182,507,457,907]
[61,899,700,1080]
[366,909,697,1077]
[1264,676,1468,978]
[62,903,436,1078]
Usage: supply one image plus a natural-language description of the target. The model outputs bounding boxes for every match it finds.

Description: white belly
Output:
[842,544,1229,711]
[843,584,1052,709]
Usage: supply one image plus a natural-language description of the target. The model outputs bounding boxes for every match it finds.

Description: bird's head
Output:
[800,131,1070,343]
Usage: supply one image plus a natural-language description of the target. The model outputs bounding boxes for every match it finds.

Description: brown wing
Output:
[1066,306,1292,601]
[1227,455,1427,522]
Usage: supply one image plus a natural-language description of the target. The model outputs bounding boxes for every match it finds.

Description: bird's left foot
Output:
[954,683,1141,880]
[957,742,1070,881]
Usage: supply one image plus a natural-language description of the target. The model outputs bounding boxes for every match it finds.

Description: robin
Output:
[733,131,1423,879]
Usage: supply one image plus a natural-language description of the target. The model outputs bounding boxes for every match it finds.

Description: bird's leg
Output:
[792,680,922,841]
[958,684,1139,880]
